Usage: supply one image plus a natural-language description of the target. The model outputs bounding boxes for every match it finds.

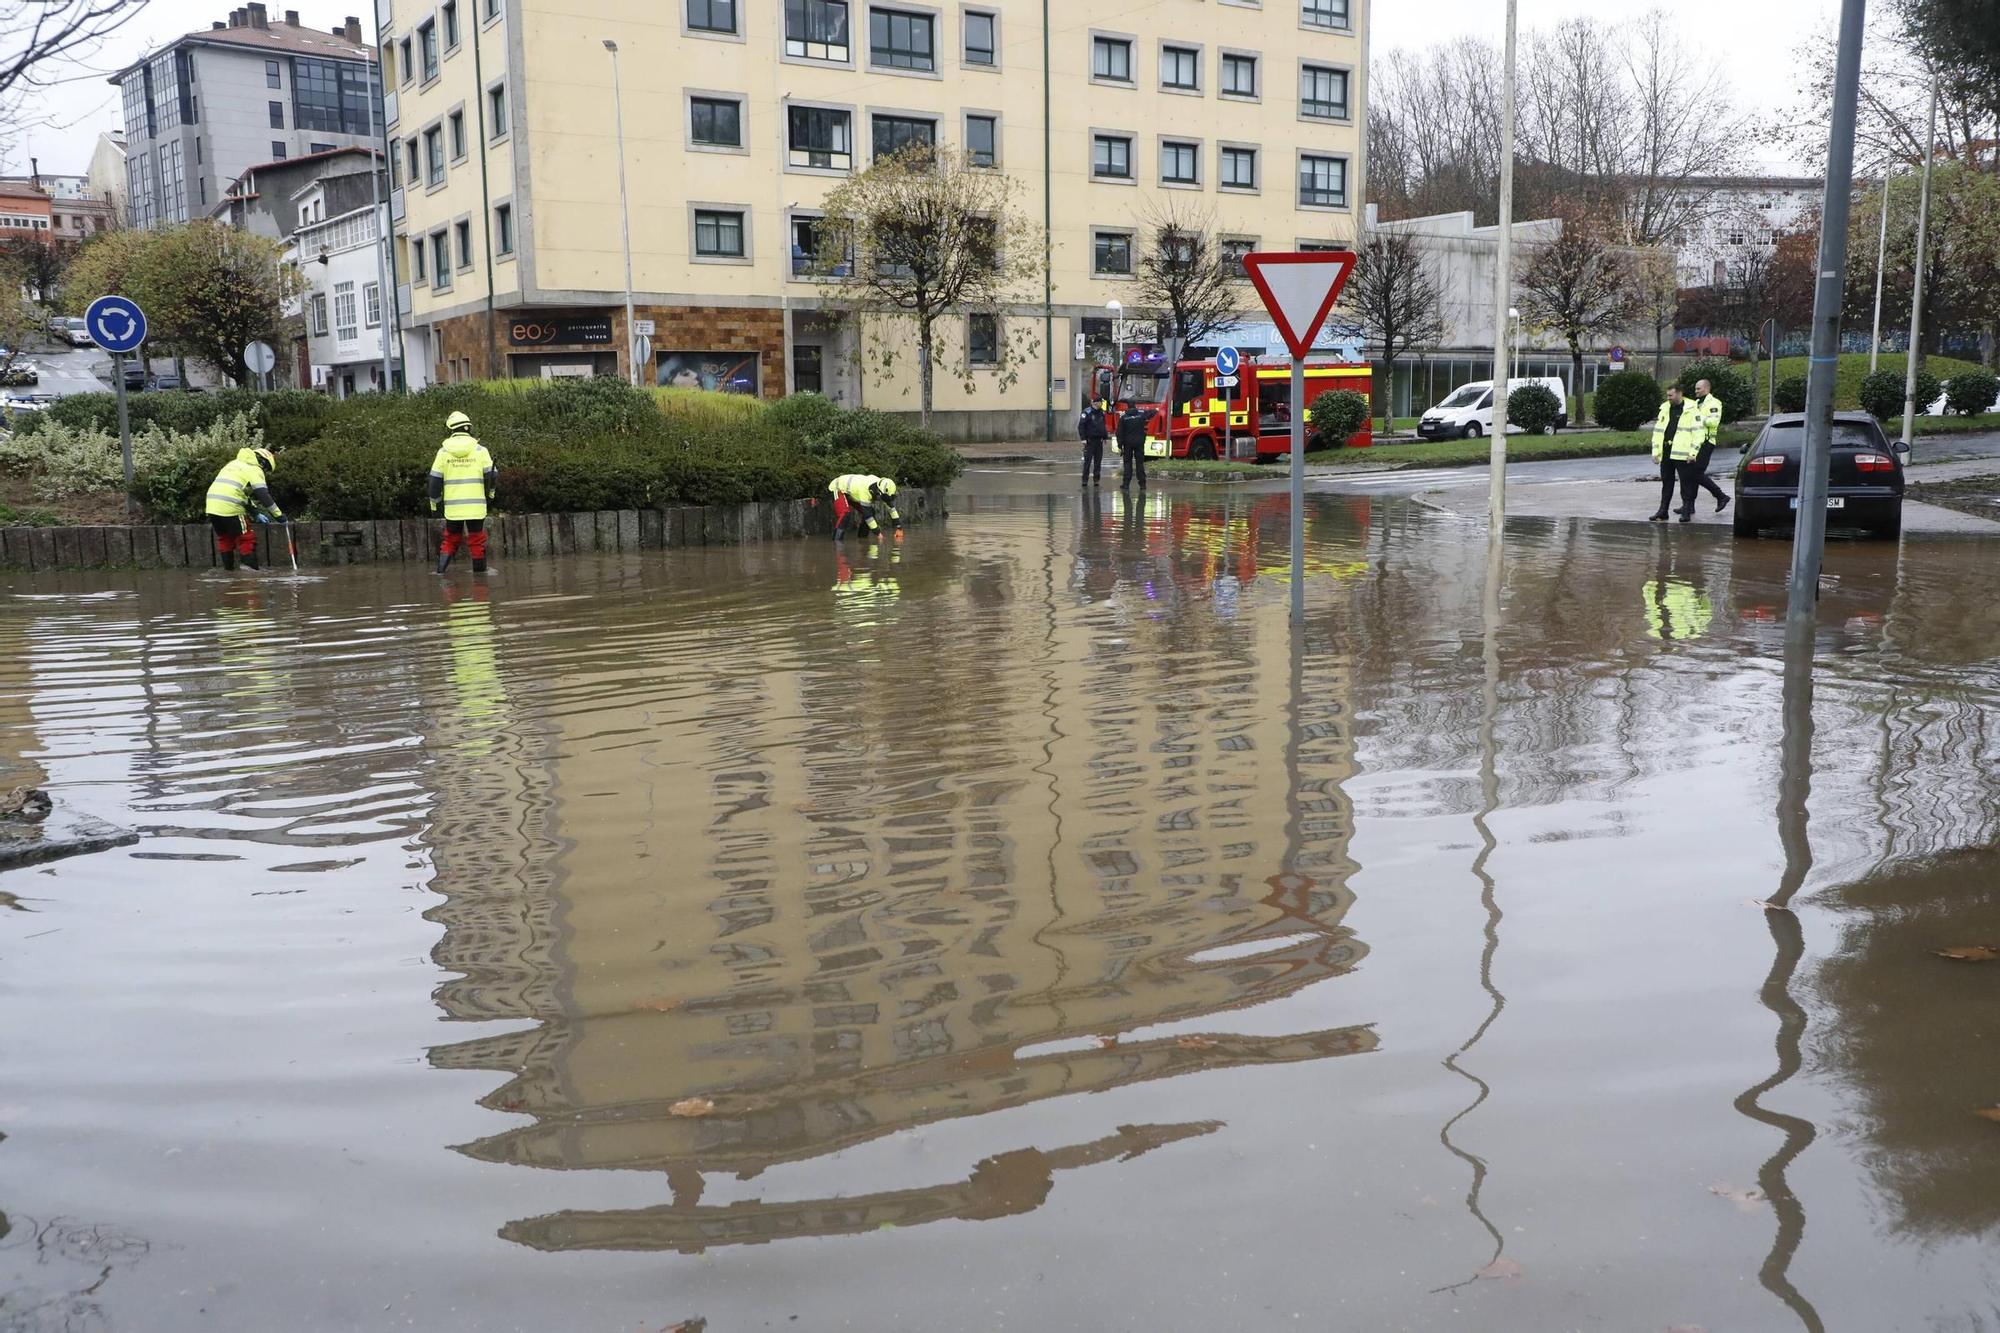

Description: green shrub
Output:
[1773,375,1809,413]
[1305,390,1370,449]
[1507,384,1562,434]
[767,392,844,452]
[1859,367,1941,422]
[1593,372,1661,431]
[1675,360,1753,422]
[651,386,769,432]
[1944,370,1999,416]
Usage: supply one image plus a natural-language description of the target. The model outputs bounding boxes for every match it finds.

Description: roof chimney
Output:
[212,19,226,28]
[246,2,268,29]
[343,16,362,43]
[228,8,244,26]
[284,9,299,25]
[29,158,40,190]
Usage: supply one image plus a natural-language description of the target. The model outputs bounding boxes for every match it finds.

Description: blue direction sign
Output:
[85,295,147,354]
[1215,345,1241,377]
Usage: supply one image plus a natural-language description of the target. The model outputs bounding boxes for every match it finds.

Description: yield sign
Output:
[1243,251,1358,360]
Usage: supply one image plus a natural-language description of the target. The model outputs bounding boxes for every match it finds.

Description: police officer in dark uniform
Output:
[1115,401,1150,490]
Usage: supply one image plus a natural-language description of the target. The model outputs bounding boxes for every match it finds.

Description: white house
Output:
[284,179,389,396]
[1674,174,1821,287]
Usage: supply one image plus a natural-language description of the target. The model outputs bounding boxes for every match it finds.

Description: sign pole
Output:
[1290,356,1305,624]
[114,352,134,520]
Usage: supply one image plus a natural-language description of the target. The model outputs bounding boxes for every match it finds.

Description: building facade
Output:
[108,4,379,229]
[0,182,54,240]
[1674,174,1820,289]
[381,0,1368,437]
[286,192,392,395]
[86,131,128,222]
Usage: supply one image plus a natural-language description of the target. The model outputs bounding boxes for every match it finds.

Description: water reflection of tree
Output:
[1814,845,2000,1242]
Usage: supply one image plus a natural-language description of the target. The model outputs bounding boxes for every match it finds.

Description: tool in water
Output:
[285,521,299,572]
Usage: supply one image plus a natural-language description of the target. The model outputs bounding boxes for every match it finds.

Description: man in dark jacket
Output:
[1115,402,1150,490]
[1078,400,1108,486]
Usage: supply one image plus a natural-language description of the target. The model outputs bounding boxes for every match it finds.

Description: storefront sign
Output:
[656,350,760,395]
[509,316,614,347]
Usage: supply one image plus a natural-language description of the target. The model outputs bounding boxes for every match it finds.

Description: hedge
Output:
[1507,384,1561,434]
[118,380,962,523]
[1675,360,1753,423]
[1593,372,1661,431]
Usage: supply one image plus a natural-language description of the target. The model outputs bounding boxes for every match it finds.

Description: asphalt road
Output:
[4,342,209,403]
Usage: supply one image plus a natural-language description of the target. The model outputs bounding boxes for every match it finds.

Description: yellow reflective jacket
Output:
[1693,393,1724,446]
[829,473,880,505]
[205,448,281,519]
[1651,401,1706,463]
[430,432,496,520]
[1644,578,1713,642]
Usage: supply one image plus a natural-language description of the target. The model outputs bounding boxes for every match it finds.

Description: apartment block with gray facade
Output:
[109,3,380,228]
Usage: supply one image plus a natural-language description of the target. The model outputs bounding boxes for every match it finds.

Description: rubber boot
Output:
[472,557,487,574]
[220,550,237,570]
[241,552,260,571]
[436,550,453,575]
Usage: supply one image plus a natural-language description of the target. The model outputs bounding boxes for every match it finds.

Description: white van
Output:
[1417,377,1569,439]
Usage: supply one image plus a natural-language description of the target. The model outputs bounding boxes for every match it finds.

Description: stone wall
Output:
[0,488,948,571]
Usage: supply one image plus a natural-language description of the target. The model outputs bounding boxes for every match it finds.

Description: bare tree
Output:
[0,2,144,123]
[1778,10,2000,176]
[812,143,1040,428]
[1630,249,1680,376]
[1620,9,1748,246]
[1516,209,1643,392]
[1368,39,1503,222]
[1342,231,1447,422]
[1129,198,1240,353]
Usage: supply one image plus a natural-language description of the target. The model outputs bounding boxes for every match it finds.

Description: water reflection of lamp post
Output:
[1106,299,1123,407]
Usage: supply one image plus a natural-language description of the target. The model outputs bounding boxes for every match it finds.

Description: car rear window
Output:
[1764,422,1886,449]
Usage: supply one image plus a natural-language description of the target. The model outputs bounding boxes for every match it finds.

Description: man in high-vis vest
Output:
[204,446,284,570]
[428,411,498,574]
[828,473,901,542]
[1649,386,1709,523]
[1687,378,1731,513]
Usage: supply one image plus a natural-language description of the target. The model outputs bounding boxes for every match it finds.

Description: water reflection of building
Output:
[422,490,1377,1252]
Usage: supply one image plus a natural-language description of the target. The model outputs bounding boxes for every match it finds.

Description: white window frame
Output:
[364,280,382,328]
[333,280,358,341]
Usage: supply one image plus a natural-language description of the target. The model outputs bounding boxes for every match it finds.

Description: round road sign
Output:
[244,341,276,375]
[1216,346,1241,376]
[85,295,148,354]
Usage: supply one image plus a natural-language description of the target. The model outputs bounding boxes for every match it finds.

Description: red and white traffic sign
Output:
[1243,251,1358,360]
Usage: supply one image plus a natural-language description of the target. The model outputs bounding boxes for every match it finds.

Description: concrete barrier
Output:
[0,488,950,571]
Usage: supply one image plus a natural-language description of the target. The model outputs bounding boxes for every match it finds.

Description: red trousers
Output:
[440,518,487,559]
[209,515,257,556]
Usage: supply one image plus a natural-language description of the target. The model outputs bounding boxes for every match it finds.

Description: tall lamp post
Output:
[604,39,639,387]
[1868,172,1892,373]
[1487,0,1519,534]
[1900,78,1939,450]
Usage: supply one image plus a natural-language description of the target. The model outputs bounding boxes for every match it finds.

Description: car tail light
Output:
[1743,455,1786,473]
[1853,452,1896,473]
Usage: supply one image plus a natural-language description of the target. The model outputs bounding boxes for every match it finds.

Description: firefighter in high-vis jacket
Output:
[428,411,498,574]
[204,446,284,570]
[828,473,901,541]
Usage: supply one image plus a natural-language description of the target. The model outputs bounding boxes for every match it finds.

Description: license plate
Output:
[1788,496,1845,509]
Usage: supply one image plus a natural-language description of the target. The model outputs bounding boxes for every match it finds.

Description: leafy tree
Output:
[811,143,1040,429]
[0,233,66,305]
[1675,360,1753,423]
[1130,198,1240,356]
[1342,231,1446,422]
[62,223,301,385]
[1305,389,1369,450]
[1845,164,2000,364]
[0,252,38,380]
[1507,383,1562,434]
[1944,369,1999,415]
[1516,208,1642,392]
[1592,371,1661,431]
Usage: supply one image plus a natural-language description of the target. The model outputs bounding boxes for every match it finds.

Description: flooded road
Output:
[4,473,2000,1330]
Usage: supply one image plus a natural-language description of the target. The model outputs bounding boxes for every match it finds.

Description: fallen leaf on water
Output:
[1747,899,1793,913]
[669,1097,715,1118]
[1475,1257,1523,1280]
[1974,1106,2000,1124]
[1095,1035,1119,1049]
[1708,1182,1767,1210]
[1933,946,2000,962]
[1176,1035,1218,1050]
[639,997,685,1012]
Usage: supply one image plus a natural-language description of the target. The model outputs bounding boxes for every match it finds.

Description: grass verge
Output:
[1741,352,1989,413]
[1152,428,1744,476]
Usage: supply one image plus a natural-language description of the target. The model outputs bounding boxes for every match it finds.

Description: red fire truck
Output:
[1090,356,1373,461]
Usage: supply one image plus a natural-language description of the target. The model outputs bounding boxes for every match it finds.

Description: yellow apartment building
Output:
[378,0,1368,438]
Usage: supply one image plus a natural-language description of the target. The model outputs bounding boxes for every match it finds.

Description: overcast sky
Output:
[8,0,1838,177]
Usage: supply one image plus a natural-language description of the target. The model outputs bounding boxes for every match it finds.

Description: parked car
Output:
[0,360,39,387]
[147,372,185,392]
[1733,411,1907,540]
[1927,387,2000,416]
[122,363,146,390]
[59,318,93,347]
[1416,376,1570,439]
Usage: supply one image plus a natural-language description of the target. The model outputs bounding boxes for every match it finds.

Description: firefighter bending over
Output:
[205,446,284,571]
[429,411,498,574]
[828,473,901,542]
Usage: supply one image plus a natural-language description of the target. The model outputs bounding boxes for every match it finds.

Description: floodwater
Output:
[4,471,2000,1332]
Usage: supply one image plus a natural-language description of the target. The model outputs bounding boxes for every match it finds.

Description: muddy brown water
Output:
[3,474,2000,1331]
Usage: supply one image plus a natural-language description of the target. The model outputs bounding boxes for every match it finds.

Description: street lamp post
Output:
[1508,306,1520,383]
[1868,172,1892,373]
[1900,78,1939,450]
[604,39,640,387]
[1487,0,1519,534]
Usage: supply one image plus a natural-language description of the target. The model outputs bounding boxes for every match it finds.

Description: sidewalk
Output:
[1416,457,2000,535]
[957,439,1075,464]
